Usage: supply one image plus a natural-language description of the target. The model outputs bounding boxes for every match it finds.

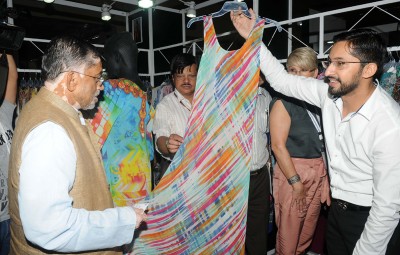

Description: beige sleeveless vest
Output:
[8,88,120,255]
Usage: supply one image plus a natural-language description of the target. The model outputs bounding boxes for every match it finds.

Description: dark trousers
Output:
[153,156,171,188]
[327,199,400,255]
[386,220,400,255]
[245,165,270,255]
[0,219,10,255]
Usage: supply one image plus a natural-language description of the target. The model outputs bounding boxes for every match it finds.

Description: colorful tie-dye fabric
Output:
[130,17,264,255]
[90,79,154,206]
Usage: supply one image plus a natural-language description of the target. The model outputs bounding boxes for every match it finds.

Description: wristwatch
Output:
[287,174,301,185]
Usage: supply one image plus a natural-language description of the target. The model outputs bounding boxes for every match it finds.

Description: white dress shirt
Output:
[250,87,272,171]
[19,121,136,252]
[153,90,192,161]
[260,44,400,255]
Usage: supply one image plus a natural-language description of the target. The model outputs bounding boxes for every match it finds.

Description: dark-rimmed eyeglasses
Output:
[58,70,107,84]
[321,59,370,70]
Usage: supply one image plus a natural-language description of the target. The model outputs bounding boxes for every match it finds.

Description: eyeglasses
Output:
[321,59,370,70]
[59,70,107,84]
[174,74,197,81]
[287,68,315,75]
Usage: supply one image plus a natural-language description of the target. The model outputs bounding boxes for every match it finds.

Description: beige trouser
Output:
[273,157,329,255]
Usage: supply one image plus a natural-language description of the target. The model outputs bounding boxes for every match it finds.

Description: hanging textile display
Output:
[90,79,154,206]
[130,16,264,254]
[379,60,400,104]
[151,79,174,109]
[17,73,43,111]
[391,67,400,103]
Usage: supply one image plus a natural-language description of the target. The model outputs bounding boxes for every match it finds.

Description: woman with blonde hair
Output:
[270,47,330,254]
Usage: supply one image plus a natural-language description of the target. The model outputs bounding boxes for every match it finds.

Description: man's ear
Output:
[362,63,378,79]
[66,71,78,92]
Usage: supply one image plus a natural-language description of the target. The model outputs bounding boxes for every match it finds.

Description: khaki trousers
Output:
[273,157,329,255]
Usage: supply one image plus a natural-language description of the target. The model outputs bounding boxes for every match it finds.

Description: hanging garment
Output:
[380,63,398,95]
[151,80,174,109]
[130,16,264,255]
[391,65,400,103]
[90,79,154,206]
[379,62,400,104]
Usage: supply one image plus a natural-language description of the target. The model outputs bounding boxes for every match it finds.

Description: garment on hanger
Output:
[187,0,281,31]
[90,79,154,206]
[151,79,173,109]
[391,65,400,103]
[143,80,153,104]
[379,60,400,103]
[317,69,326,81]
[130,16,264,254]
[17,73,43,111]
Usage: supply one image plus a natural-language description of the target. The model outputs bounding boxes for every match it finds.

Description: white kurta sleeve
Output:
[19,121,137,252]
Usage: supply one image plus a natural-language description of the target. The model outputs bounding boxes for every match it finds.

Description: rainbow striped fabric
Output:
[90,79,154,206]
[130,17,264,254]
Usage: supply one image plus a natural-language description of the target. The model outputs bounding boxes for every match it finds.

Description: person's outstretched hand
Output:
[230,8,257,39]
[133,208,148,229]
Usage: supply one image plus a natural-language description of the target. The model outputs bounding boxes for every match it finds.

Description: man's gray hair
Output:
[41,36,101,81]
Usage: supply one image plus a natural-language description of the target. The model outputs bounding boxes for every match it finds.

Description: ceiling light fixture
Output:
[43,0,55,3]
[179,0,196,18]
[138,0,154,8]
[186,2,196,18]
[101,4,112,21]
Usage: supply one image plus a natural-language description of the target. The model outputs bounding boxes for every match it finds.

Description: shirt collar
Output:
[355,83,380,121]
[333,82,379,121]
[174,89,192,106]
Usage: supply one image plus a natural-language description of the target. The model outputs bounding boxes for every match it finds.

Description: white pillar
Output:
[318,16,325,58]
[7,0,13,24]
[288,0,292,55]
[148,9,155,85]
[182,13,186,53]
[253,0,259,16]
[192,42,196,56]
[125,13,129,32]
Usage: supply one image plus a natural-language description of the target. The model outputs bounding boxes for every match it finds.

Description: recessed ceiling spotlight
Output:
[44,0,55,3]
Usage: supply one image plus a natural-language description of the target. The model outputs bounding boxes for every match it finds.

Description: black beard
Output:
[325,70,361,97]
[328,80,358,97]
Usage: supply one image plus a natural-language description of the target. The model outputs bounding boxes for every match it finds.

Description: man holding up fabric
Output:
[231,10,400,255]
